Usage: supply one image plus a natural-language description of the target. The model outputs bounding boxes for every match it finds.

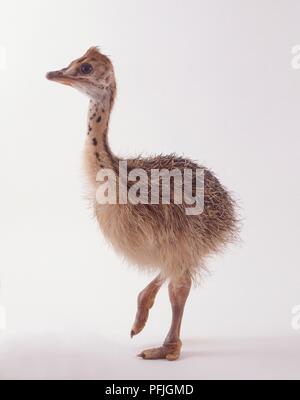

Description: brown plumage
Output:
[47,47,238,361]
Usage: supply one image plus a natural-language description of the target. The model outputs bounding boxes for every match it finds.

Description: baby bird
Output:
[47,47,238,361]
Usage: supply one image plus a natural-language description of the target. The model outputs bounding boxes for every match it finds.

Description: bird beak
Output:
[46,69,73,86]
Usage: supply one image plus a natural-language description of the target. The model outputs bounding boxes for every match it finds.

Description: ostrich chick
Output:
[47,47,238,361]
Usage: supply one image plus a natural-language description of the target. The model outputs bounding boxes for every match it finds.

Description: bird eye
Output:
[80,63,93,75]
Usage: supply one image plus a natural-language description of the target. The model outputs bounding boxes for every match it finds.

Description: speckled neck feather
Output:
[85,94,118,179]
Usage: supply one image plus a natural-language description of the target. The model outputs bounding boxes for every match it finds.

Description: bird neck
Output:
[85,97,118,180]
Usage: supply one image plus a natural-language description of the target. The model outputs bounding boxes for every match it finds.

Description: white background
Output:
[0,0,300,380]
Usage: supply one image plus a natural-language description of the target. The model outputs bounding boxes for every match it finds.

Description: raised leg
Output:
[131,274,165,338]
[138,273,192,361]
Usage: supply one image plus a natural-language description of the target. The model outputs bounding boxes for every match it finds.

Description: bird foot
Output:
[138,340,182,361]
[131,308,151,338]
[131,295,156,338]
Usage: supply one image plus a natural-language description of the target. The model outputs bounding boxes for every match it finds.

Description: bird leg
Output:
[138,274,192,361]
[131,275,165,338]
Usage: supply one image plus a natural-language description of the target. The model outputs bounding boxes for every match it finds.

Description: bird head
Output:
[46,47,116,102]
